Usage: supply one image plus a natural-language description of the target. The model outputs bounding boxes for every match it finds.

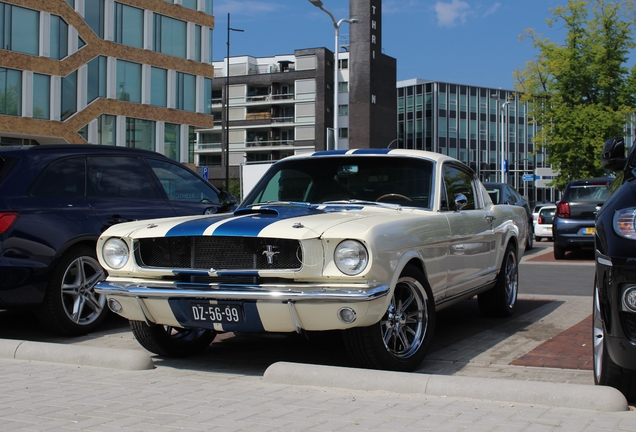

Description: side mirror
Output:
[601,137,627,171]
[219,190,238,207]
[454,194,468,211]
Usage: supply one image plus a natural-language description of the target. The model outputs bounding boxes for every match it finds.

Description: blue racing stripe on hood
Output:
[350,148,392,154]
[165,214,234,237]
[212,206,326,237]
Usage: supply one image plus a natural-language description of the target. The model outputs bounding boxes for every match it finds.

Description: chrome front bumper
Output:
[95,280,390,302]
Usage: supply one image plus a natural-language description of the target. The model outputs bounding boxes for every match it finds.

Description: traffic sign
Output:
[522,174,536,182]
[201,166,209,180]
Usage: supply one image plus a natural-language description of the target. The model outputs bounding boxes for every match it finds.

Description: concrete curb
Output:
[264,362,629,412]
[0,339,154,371]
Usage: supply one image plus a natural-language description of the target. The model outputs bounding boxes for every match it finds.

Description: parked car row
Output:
[0,144,236,335]
[483,182,534,250]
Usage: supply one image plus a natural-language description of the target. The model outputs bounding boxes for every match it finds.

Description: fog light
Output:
[108,298,123,313]
[624,287,636,312]
[337,307,357,324]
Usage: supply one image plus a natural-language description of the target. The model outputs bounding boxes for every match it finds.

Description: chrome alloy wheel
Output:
[380,276,427,359]
[60,255,106,325]
[593,281,605,383]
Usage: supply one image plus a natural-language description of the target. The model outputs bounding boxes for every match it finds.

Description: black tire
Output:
[478,244,518,317]
[548,237,553,242]
[130,320,216,357]
[343,265,435,372]
[37,245,108,335]
[553,245,565,259]
[526,224,533,250]
[593,279,636,401]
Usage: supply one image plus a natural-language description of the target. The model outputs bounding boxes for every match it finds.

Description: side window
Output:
[31,157,86,198]
[442,165,476,211]
[146,158,220,204]
[87,156,159,199]
[504,186,517,205]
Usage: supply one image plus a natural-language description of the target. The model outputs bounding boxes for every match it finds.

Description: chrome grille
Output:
[135,237,302,270]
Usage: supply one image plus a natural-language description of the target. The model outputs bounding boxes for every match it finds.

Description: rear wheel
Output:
[526,224,533,250]
[343,265,435,372]
[478,244,518,317]
[554,245,565,259]
[38,245,108,335]
[593,278,636,401]
[130,320,216,357]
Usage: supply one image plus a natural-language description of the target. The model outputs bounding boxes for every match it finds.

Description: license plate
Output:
[190,303,244,324]
[585,227,595,235]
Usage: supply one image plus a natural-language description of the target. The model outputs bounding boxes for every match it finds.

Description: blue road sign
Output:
[202,166,209,180]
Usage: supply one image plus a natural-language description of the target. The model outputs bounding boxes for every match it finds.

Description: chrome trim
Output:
[135,296,156,326]
[95,281,390,302]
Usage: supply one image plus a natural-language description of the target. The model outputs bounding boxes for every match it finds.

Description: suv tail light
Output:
[538,215,544,224]
[556,202,570,218]
[0,212,18,233]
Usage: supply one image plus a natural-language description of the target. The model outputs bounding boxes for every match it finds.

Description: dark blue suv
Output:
[0,144,236,335]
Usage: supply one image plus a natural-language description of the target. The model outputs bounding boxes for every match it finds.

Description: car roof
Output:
[0,144,167,158]
[282,148,466,166]
[566,177,612,186]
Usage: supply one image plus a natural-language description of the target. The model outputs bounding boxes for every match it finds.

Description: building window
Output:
[0,4,39,56]
[203,77,212,114]
[338,128,348,139]
[181,0,197,10]
[194,24,201,62]
[84,0,104,38]
[338,82,348,93]
[153,14,186,58]
[164,123,180,160]
[116,60,141,103]
[98,114,116,145]
[205,0,213,14]
[65,0,75,8]
[114,2,143,49]
[78,124,88,141]
[150,67,167,107]
[61,70,77,121]
[50,15,68,60]
[339,58,348,69]
[126,117,156,151]
[338,104,348,116]
[33,73,50,119]
[87,56,106,104]
[0,67,21,116]
[175,72,195,112]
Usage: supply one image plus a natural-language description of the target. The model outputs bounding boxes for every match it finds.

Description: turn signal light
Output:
[0,212,18,233]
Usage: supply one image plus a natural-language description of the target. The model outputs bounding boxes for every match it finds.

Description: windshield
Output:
[243,156,435,208]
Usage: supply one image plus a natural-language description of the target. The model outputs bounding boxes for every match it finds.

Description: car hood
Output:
[100,203,407,241]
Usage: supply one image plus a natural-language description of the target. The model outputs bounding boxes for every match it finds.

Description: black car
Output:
[0,144,236,335]
[594,137,636,401]
[483,182,533,250]
[552,177,612,259]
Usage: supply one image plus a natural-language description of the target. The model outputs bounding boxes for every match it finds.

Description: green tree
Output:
[514,0,636,189]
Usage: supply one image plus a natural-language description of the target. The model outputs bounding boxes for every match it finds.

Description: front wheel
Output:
[478,244,518,317]
[343,265,435,372]
[130,320,216,357]
[553,245,565,259]
[593,278,636,400]
[38,245,108,335]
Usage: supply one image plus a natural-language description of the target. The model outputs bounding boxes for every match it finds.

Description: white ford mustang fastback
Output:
[95,149,527,371]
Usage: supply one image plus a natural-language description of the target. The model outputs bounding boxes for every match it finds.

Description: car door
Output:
[441,164,498,299]
[144,158,224,216]
[87,155,177,229]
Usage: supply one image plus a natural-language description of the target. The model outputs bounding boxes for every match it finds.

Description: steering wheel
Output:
[376,193,412,202]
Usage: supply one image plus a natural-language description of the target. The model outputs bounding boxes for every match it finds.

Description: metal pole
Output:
[225,14,243,191]
[334,22,340,150]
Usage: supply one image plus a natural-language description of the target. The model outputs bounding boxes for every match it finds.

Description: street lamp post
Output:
[491,94,514,183]
[307,0,358,151]
[225,13,243,191]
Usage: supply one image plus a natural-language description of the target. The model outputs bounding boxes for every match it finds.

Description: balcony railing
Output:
[195,140,295,151]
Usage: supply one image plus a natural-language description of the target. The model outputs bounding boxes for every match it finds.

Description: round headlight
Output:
[334,240,368,275]
[103,238,129,269]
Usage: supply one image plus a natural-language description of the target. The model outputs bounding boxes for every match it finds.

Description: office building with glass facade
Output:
[0,0,215,163]
[397,78,556,203]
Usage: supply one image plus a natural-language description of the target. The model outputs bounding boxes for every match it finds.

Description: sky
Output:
[210,0,572,90]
